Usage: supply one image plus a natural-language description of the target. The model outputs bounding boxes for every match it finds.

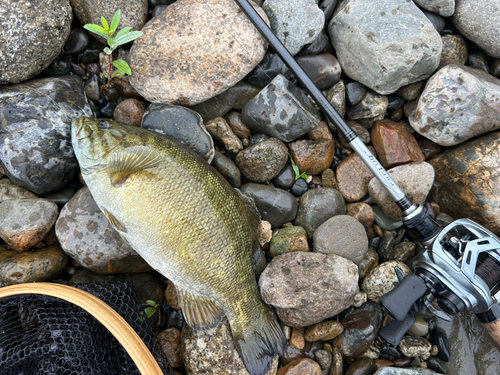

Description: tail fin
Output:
[230,305,287,375]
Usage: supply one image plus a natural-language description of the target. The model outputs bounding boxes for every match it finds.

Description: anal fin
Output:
[176,285,225,331]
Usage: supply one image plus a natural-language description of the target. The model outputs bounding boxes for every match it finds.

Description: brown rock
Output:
[371,120,424,169]
[329,345,343,375]
[281,344,306,366]
[290,327,306,349]
[205,117,243,154]
[225,111,252,139]
[305,321,344,342]
[158,328,183,367]
[395,81,425,101]
[277,358,322,375]
[289,140,335,176]
[308,121,333,140]
[373,359,394,370]
[345,357,376,375]
[336,147,377,202]
[390,108,404,122]
[321,169,337,189]
[418,137,442,159]
[113,99,146,127]
[338,121,371,149]
[112,76,143,99]
[86,62,101,75]
[346,203,375,227]
[441,35,468,64]
[347,91,389,122]
[491,59,500,77]
[165,280,180,310]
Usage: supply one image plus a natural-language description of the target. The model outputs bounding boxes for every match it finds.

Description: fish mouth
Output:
[73,118,93,140]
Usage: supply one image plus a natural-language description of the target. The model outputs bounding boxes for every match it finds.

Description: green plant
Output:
[83,10,142,89]
[289,154,308,180]
[140,299,161,326]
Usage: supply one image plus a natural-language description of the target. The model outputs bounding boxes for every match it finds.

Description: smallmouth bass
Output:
[71,117,286,374]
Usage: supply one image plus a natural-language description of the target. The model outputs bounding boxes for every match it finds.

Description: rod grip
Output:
[481,320,500,347]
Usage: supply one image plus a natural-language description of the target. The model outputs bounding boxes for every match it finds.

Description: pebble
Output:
[429,328,450,362]
[393,242,416,263]
[165,280,180,310]
[281,344,306,366]
[345,357,377,375]
[290,179,309,197]
[346,82,367,107]
[357,249,379,279]
[205,117,244,154]
[62,28,89,55]
[418,138,442,160]
[299,30,332,56]
[151,4,168,17]
[326,79,347,120]
[338,121,371,149]
[296,54,342,90]
[347,91,389,122]
[346,203,375,227]
[166,309,184,331]
[414,0,454,16]
[304,320,344,342]
[336,147,377,202]
[290,327,306,350]
[321,169,337,189]
[288,140,336,176]
[395,82,424,102]
[283,326,292,341]
[361,260,411,302]
[158,328,183,367]
[314,349,332,370]
[258,221,273,248]
[236,138,289,183]
[377,234,397,262]
[294,188,347,239]
[249,134,271,147]
[440,35,468,64]
[99,101,118,118]
[308,121,333,141]
[225,112,252,139]
[112,76,143,99]
[277,358,322,375]
[407,316,429,337]
[468,52,490,74]
[0,179,37,202]
[246,52,292,88]
[259,252,359,327]
[328,345,343,375]
[398,336,432,357]
[211,151,241,188]
[270,226,309,258]
[113,99,146,127]
[272,164,296,190]
[425,356,446,374]
[240,183,298,228]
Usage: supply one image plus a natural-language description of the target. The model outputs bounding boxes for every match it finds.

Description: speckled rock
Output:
[346,203,375,227]
[305,320,344,342]
[182,317,279,375]
[440,35,468,64]
[225,112,252,139]
[141,103,215,162]
[326,79,346,120]
[236,138,288,183]
[205,117,243,154]
[55,187,151,274]
[0,179,38,203]
[277,358,322,375]
[0,245,68,285]
[262,0,325,56]
[368,162,434,221]
[158,328,183,367]
[290,327,305,349]
[394,242,416,262]
[329,345,344,375]
[0,0,72,84]
[270,226,309,258]
[288,140,336,176]
[361,260,411,302]
[0,76,91,194]
[212,151,241,188]
[129,0,268,105]
[398,336,432,357]
[313,215,368,265]
[308,121,333,141]
[358,249,379,279]
[294,188,347,239]
[347,91,389,123]
[259,252,359,327]
[336,148,377,203]
[113,99,146,127]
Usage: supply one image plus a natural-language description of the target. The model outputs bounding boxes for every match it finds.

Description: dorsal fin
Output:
[106,145,162,186]
[176,285,225,330]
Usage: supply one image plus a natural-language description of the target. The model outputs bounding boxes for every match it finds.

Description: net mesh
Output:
[0,282,173,375]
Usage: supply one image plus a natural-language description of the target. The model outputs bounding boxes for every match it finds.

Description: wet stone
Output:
[236,138,289,183]
[296,54,342,90]
[408,316,429,337]
[0,179,38,203]
[338,121,371,149]
[205,117,243,154]
[99,101,118,119]
[305,320,344,342]
[166,309,184,331]
[321,169,337,189]
[299,30,332,56]
[345,357,377,375]
[272,164,296,190]
[113,99,146,128]
[62,29,89,55]
[225,111,252,139]
[277,358,322,375]
[353,291,368,308]
[249,133,270,147]
[377,234,396,262]
[246,52,293,88]
[290,327,306,349]
[288,140,336,176]
[358,249,379,279]
[429,328,450,362]
[270,226,309,258]
[328,345,343,375]
[158,328,183,368]
[212,151,241,188]
[336,147,377,203]
[425,357,446,374]
[346,82,367,107]
[393,242,416,263]
[308,121,333,141]
[290,179,309,197]
[314,350,332,370]
[346,203,375,227]
[112,76,143,99]
[372,205,403,231]
[281,344,306,366]
[398,336,432,357]
[347,90,389,123]
[361,261,411,302]
[440,35,468,64]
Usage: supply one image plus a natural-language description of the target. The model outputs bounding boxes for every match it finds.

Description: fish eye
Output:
[98,121,112,129]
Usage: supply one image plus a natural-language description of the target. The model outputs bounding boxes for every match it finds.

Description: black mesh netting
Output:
[0,282,173,375]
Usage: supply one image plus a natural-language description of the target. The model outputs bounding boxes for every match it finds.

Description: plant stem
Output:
[107,53,113,88]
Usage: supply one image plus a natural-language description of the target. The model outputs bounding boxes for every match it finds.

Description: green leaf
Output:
[113,60,131,75]
[83,24,111,41]
[103,47,113,55]
[111,70,126,79]
[113,31,143,48]
[299,172,308,179]
[145,306,156,318]
[114,27,131,40]
[110,10,121,34]
[101,16,109,32]
[146,300,157,307]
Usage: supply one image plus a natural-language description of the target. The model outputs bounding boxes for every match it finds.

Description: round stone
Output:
[361,260,411,302]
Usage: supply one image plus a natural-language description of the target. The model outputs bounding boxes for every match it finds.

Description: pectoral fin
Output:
[176,286,225,330]
[107,145,163,186]
[101,207,127,233]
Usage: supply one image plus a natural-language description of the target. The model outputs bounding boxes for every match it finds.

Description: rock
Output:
[452,0,500,59]
[129,0,268,105]
[393,242,415,262]
[398,336,432,357]
[374,368,438,375]
[158,328,183,367]
[270,226,309,258]
[305,321,344,342]
[277,358,322,375]
[290,327,306,349]
[0,0,72,84]
[468,52,490,74]
[425,357,446,374]
[414,0,455,16]
[326,79,346,120]
[336,148,377,203]
[407,316,429,337]
[294,188,347,239]
[296,54,342,90]
[246,53,292,88]
[225,112,252,139]
[113,99,146,127]
[62,28,90,55]
[281,344,306,366]
[313,215,368,265]
[491,59,500,76]
[141,103,215,162]
[262,0,325,56]
[272,164,296,190]
[240,183,298,228]
[338,121,371,149]
[361,260,411,302]
[308,121,333,141]
[372,205,403,231]
[0,199,58,252]
[299,29,332,56]
[328,0,442,95]
[396,82,424,102]
[165,280,180,310]
[346,203,375,227]
[84,74,100,101]
[347,91,389,123]
[0,245,68,285]
[345,358,376,375]
[212,151,241,188]
[321,169,337,189]
[242,75,321,142]
[429,328,450,362]
[259,252,359,327]
[440,35,468,64]
[314,350,332,370]
[406,60,500,147]
[205,117,243,154]
[368,162,434,221]
[290,179,309,197]
[418,138,442,160]
[288,140,336,176]
[346,82,367,107]
[0,179,38,203]
[55,187,152,274]
[0,76,91,194]
[422,10,445,33]
[236,138,288,183]
[182,317,279,375]
[112,76,143,99]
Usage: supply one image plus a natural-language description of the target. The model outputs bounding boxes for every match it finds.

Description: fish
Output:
[71,116,286,375]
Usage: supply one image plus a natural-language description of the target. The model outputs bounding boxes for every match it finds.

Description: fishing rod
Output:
[234,0,500,348]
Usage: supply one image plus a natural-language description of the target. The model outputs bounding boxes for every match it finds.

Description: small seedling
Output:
[84,10,142,89]
[289,154,308,180]
[140,300,161,326]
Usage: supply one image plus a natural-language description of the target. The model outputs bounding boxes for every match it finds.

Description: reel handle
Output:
[378,314,416,347]
[379,274,428,321]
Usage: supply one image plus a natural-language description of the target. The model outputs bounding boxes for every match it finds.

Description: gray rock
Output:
[422,10,446,33]
[368,162,434,221]
[452,0,500,58]
[328,0,442,95]
[84,74,100,101]
[0,76,91,194]
[377,234,396,262]
[295,188,347,239]
[0,179,38,203]
[240,183,298,228]
[326,79,346,120]
[241,74,321,142]
[259,252,359,327]
[374,368,438,375]
[313,215,368,265]
[55,187,152,274]
[361,260,411,302]
[235,138,288,183]
[129,0,268,105]
[0,199,58,252]
[141,103,215,162]
[212,151,241,188]
[398,336,432,357]
[262,0,325,56]
[407,316,429,337]
[315,350,332,370]
[205,117,243,154]
[345,82,367,107]
[272,164,295,190]
[372,205,403,230]
[245,53,292,89]
[296,54,342,90]
[0,0,72,84]
[347,90,388,122]
[414,0,455,17]
[181,317,279,375]
[406,61,500,147]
